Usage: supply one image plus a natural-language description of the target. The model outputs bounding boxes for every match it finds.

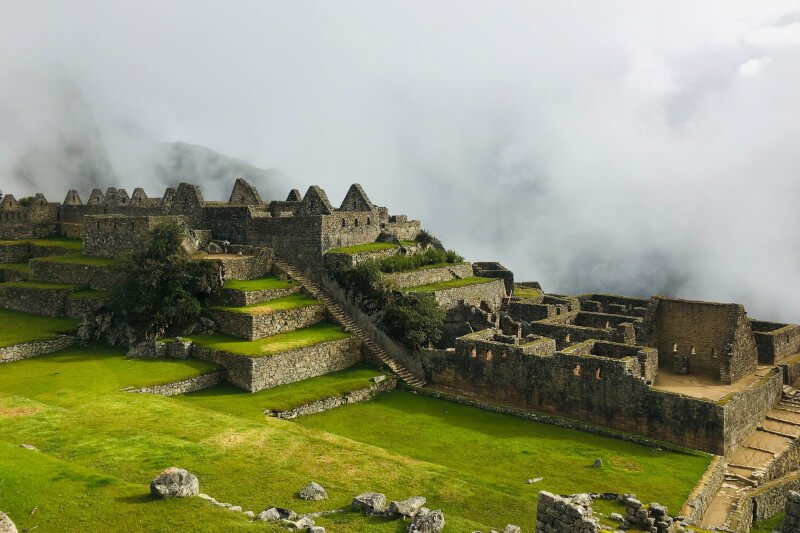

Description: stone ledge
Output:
[0,335,75,363]
[266,376,397,419]
[125,370,225,396]
[209,304,327,340]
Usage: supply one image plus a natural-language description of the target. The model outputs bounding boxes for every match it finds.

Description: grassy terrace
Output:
[327,242,397,255]
[0,262,30,273]
[212,293,319,315]
[0,308,78,347]
[174,364,385,420]
[33,253,117,266]
[514,284,543,299]
[222,275,297,292]
[0,237,83,250]
[187,322,350,357]
[0,342,711,532]
[0,280,78,290]
[68,289,109,300]
[405,276,494,292]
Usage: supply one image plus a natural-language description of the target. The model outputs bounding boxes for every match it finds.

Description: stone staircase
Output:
[700,385,800,530]
[272,258,426,388]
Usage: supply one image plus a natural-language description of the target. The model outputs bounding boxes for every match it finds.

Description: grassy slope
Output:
[188,322,351,357]
[212,293,320,315]
[327,242,397,255]
[0,308,79,347]
[0,237,83,250]
[514,285,543,299]
[33,253,117,266]
[174,365,386,419]
[223,276,297,292]
[0,343,710,532]
[405,276,493,292]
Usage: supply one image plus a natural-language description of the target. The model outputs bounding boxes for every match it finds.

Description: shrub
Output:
[415,229,444,250]
[381,293,445,349]
[110,221,221,337]
[376,248,463,273]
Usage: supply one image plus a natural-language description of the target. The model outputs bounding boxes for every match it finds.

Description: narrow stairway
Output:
[271,258,427,388]
[700,385,800,530]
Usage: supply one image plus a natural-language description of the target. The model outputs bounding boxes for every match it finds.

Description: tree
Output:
[381,293,446,349]
[110,221,221,337]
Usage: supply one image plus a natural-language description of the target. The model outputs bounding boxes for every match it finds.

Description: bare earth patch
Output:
[0,406,42,418]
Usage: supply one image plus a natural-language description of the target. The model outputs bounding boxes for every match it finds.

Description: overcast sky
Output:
[1,1,799,320]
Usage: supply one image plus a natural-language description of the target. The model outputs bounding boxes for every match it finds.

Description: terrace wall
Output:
[0,284,73,316]
[29,260,120,290]
[427,278,505,310]
[0,336,75,363]
[209,305,327,340]
[751,321,800,364]
[382,262,473,290]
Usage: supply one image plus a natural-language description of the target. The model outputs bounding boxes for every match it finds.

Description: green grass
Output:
[0,237,83,250]
[212,293,320,315]
[400,240,417,247]
[68,289,109,300]
[0,342,711,532]
[33,253,117,266]
[222,275,297,292]
[751,512,783,532]
[187,322,351,357]
[0,280,79,290]
[514,285,543,299]
[405,276,494,292]
[0,308,79,347]
[0,261,30,273]
[174,365,386,420]
[327,242,398,255]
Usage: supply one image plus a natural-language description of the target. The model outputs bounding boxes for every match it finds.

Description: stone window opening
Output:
[565,334,572,343]
[691,346,696,355]
[595,368,602,380]
[672,342,678,352]
[573,364,581,376]
[354,218,359,227]
[366,216,371,225]
[711,348,718,359]
[341,219,346,228]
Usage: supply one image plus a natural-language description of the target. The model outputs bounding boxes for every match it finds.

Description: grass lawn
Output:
[0,308,79,347]
[405,276,494,292]
[174,364,386,420]
[0,280,79,290]
[222,275,297,292]
[33,253,117,266]
[212,293,320,315]
[187,322,351,357]
[68,289,109,299]
[0,261,30,273]
[514,285,543,299]
[0,342,711,532]
[327,242,398,255]
[0,237,83,250]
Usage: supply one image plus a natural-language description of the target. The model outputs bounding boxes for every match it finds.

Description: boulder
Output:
[504,525,521,533]
[149,467,199,498]
[408,509,445,533]
[256,508,281,522]
[309,527,326,533]
[0,513,17,533]
[298,481,328,501]
[390,496,427,517]
[610,513,625,523]
[19,444,36,451]
[594,458,603,468]
[353,492,387,515]
[207,242,223,254]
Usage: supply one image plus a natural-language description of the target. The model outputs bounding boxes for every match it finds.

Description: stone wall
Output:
[752,321,800,364]
[219,284,299,307]
[729,472,800,532]
[0,336,75,363]
[126,370,224,396]
[507,301,554,322]
[0,284,73,316]
[65,293,108,318]
[192,336,362,392]
[679,455,726,523]
[323,246,400,270]
[783,491,800,533]
[427,278,505,310]
[382,263,473,290]
[83,215,189,257]
[198,251,272,281]
[722,369,783,456]
[0,243,31,263]
[209,304,327,340]
[535,491,598,533]
[29,260,120,290]
[266,376,397,419]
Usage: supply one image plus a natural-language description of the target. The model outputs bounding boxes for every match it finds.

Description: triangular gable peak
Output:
[229,178,263,205]
[31,193,49,206]
[115,189,130,206]
[63,190,83,205]
[296,186,334,216]
[161,187,176,206]
[339,183,375,212]
[174,183,204,207]
[0,194,20,210]
[87,189,104,205]
[103,187,118,205]
[286,189,302,202]
[131,188,149,206]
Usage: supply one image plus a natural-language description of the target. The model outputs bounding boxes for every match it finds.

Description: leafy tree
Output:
[381,293,446,349]
[110,221,221,337]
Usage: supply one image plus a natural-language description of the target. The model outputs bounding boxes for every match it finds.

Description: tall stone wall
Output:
[209,304,327,340]
[752,321,800,364]
[382,263,473,290]
[83,215,189,257]
[722,370,784,456]
[427,278,506,310]
[28,260,121,290]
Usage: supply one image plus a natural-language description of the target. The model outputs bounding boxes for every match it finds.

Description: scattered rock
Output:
[309,527,326,533]
[19,444,36,451]
[390,496,426,517]
[149,467,199,498]
[243,510,254,518]
[408,508,445,533]
[207,242,223,254]
[373,375,386,383]
[298,481,328,501]
[353,492,387,515]
[594,458,603,468]
[294,516,314,528]
[610,513,625,523]
[526,477,543,484]
[228,505,243,512]
[256,508,281,522]
[0,512,17,533]
[503,525,521,533]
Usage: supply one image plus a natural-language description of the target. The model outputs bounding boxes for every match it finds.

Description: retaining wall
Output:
[126,370,224,396]
[0,336,75,363]
[209,304,327,340]
[266,376,397,419]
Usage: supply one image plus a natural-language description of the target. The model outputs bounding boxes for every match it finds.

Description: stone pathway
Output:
[700,385,800,530]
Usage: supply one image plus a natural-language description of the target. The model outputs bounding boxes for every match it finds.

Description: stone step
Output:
[766,414,800,428]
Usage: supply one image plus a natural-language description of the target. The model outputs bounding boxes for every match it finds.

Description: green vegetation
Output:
[175,365,385,420]
[514,284,543,299]
[212,293,319,315]
[327,242,398,255]
[0,262,30,273]
[382,294,446,349]
[0,342,710,532]
[110,221,221,336]
[400,240,417,247]
[0,237,83,250]
[0,308,78,347]
[33,253,117,266]
[751,512,783,532]
[222,275,297,292]
[377,248,463,274]
[187,322,351,357]
[69,289,109,300]
[405,276,494,292]
[1,280,78,290]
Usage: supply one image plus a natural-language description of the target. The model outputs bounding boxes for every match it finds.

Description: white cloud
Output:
[738,57,772,76]
[747,21,800,47]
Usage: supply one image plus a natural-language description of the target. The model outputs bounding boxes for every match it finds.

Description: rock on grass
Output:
[149,467,199,498]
